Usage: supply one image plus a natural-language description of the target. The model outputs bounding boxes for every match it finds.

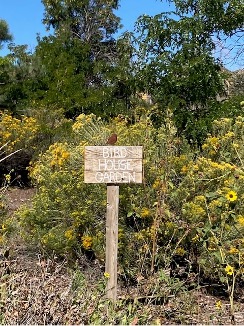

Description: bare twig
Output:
[0,148,22,163]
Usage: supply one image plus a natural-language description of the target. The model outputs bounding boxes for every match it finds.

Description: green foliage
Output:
[0,45,45,114]
[36,0,132,118]
[33,34,128,117]
[17,110,186,265]
[1,2,133,118]
[1,0,242,125]
[65,269,152,325]
[42,0,120,40]
[0,186,8,245]
[0,19,12,48]
[0,147,19,244]
[133,0,243,143]
[169,0,244,35]
[218,94,244,119]
[0,2,243,320]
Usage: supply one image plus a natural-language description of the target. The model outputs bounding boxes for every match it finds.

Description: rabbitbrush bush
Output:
[0,111,39,153]
[17,110,244,288]
[0,107,72,188]
[18,109,189,273]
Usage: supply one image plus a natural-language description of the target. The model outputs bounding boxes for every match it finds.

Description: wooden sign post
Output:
[106,183,119,300]
[84,146,143,301]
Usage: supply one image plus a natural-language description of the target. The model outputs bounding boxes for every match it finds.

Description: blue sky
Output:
[0,0,172,55]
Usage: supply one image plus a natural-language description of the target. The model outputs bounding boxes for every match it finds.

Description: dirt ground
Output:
[1,187,244,325]
[5,187,36,214]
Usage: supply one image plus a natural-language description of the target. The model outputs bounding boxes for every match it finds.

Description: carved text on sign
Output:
[84,146,143,184]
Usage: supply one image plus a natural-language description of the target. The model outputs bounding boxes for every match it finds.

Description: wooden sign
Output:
[84,146,143,184]
[84,145,143,301]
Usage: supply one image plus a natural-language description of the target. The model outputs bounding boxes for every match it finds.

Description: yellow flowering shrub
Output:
[17,110,188,272]
[171,116,244,288]
[49,143,71,168]
[0,111,39,152]
[16,111,244,288]
[202,116,244,165]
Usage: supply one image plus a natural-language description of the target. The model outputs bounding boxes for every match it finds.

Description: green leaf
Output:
[213,251,222,263]
[205,192,219,198]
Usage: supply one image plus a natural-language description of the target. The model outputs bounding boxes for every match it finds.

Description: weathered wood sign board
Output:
[84,145,143,301]
[84,146,143,184]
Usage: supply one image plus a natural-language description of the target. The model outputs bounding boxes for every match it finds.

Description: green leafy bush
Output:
[17,111,244,294]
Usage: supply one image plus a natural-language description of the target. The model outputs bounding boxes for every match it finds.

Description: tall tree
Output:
[133,0,243,143]
[34,0,130,117]
[42,0,119,38]
[42,0,121,63]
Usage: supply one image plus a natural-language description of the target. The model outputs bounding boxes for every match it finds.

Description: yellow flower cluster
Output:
[194,195,205,204]
[152,178,161,189]
[192,234,200,242]
[49,143,70,168]
[82,235,92,249]
[0,201,6,210]
[175,247,186,256]
[72,113,97,133]
[201,117,244,170]
[180,157,238,183]
[208,199,223,211]
[204,236,218,251]
[170,154,188,166]
[1,224,6,231]
[237,216,244,226]
[0,112,39,151]
[228,247,239,254]
[202,136,220,151]
[65,229,75,241]
[41,232,55,245]
[215,300,222,309]
[140,207,151,218]
[181,165,189,174]
[198,158,234,172]
[182,202,206,222]
[134,227,152,241]
[223,131,235,139]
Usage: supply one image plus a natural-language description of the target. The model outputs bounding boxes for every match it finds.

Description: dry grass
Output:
[1,243,244,325]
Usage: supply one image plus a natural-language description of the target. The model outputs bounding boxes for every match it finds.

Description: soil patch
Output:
[5,187,36,214]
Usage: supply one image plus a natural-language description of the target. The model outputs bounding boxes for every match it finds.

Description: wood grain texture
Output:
[84,146,143,183]
[105,184,119,301]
